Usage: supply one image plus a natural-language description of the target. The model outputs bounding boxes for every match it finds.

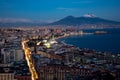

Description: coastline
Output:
[55,31,93,40]
[55,29,120,54]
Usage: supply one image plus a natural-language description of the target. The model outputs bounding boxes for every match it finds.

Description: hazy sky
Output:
[0,0,120,22]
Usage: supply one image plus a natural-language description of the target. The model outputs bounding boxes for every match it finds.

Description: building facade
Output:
[39,64,92,80]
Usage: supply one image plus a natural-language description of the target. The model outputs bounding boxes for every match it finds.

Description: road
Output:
[22,40,38,80]
[22,39,62,80]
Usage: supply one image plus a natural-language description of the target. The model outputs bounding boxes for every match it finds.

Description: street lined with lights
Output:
[22,40,38,80]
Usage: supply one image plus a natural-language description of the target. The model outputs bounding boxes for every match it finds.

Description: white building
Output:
[1,48,24,64]
[15,49,24,61]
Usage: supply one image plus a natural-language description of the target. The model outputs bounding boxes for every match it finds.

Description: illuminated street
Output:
[22,40,38,80]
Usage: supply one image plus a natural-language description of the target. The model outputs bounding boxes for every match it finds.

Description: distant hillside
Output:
[0,22,45,27]
[50,14,120,28]
[0,14,120,28]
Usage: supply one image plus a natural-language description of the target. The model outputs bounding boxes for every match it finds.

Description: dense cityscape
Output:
[0,27,120,80]
[0,0,120,80]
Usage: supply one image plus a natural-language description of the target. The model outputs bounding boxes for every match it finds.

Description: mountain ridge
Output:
[50,15,120,26]
[0,15,120,28]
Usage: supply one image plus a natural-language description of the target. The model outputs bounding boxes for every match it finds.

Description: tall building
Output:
[0,48,2,63]
[1,48,15,64]
[15,49,24,61]
[1,48,24,64]
[0,39,5,45]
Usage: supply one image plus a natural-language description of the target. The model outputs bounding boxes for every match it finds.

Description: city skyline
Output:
[0,0,120,23]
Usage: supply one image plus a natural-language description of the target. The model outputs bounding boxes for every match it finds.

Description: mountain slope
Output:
[50,15,120,26]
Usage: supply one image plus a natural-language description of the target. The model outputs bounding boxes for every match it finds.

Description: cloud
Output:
[0,18,33,23]
[72,1,93,4]
[57,7,77,12]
